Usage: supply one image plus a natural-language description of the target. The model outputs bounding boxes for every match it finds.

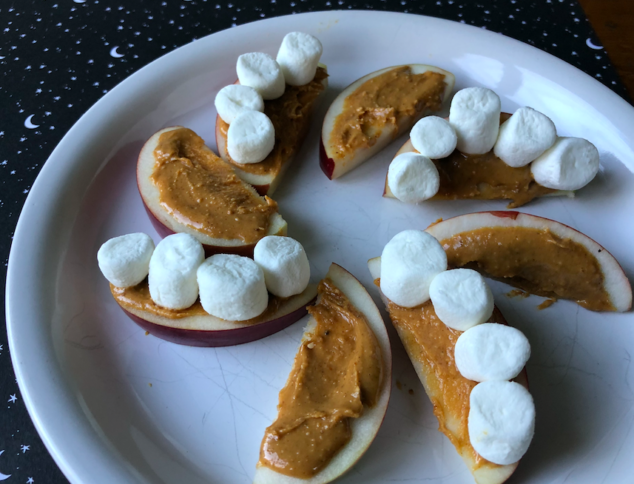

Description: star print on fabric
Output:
[7,395,17,404]
[20,445,29,454]
[27,478,34,484]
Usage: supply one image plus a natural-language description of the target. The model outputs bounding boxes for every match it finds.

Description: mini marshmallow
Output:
[455,323,531,382]
[449,87,501,155]
[493,107,557,167]
[530,137,600,191]
[197,254,268,321]
[214,84,264,124]
[387,152,440,204]
[468,381,535,466]
[276,32,323,86]
[254,236,310,298]
[236,52,286,101]
[148,233,205,310]
[410,116,458,159]
[381,230,447,308]
[429,269,494,331]
[97,233,154,288]
[227,111,275,164]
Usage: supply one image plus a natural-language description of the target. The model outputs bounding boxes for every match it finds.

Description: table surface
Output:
[0,1,630,482]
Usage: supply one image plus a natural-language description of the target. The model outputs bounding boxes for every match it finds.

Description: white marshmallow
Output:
[214,84,264,124]
[493,107,557,167]
[227,111,275,164]
[429,269,494,331]
[254,236,310,298]
[388,153,440,204]
[380,230,447,308]
[468,381,535,465]
[148,233,204,310]
[455,323,531,382]
[236,52,286,100]
[97,233,155,288]
[530,137,600,191]
[449,87,501,155]
[410,116,458,159]
[197,254,268,321]
[276,32,322,86]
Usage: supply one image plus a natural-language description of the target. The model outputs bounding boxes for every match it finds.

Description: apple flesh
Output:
[137,126,287,257]
[253,263,392,484]
[116,283,317,347]
[320,64,455,180]
[215,68,329,196]
[368,257,528,484]
[425,211,632,312]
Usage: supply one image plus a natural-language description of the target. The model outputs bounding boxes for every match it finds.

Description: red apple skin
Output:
[121,301,314,347]
[319,135,335,180]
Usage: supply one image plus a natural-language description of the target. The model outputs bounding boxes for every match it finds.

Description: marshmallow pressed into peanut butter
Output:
[98,233,155,288]
[215,84,264,124]
[410,116,457,159]
[254,236,310,298]
[276,32,323,86]
[387,152,440,204]
[227,110,275,164]
[237,52,286,100]
[449,87,501,155]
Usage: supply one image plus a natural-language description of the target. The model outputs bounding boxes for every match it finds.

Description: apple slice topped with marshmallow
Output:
[138,126,287,257]
[367,231,534,484]
[320,64,455,180]
[427,211,632,312]
[384,88,600,208]
[215,32,328,196]
[99,233,317,347]
[254,263,391,484]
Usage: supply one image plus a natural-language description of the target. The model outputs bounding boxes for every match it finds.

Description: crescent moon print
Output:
[73,0,86,3]
[24,115,39,129]
[110,46,124,58]
[0,451,11,480]
[586,37,603,50]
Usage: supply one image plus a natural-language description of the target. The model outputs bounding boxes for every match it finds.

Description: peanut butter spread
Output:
[111,280,285,324]
[330,66,447,158]
[440,226,614,311]
[380,294,506,471]
[151,128,277,243]
[218,67,328,176]
[259,278,383,478]
[430,114,554,208]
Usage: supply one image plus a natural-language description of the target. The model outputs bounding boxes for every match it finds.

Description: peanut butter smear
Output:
[111,280,285,324]
[440,226,614,311]
[330,66,447,158]
[429,114,554,208]
[380,293,507,471]
[218,67,328,176]
[151,128,277,243]
[259,278,383,479]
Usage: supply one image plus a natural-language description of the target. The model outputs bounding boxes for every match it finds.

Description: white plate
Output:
[7,10,634,484]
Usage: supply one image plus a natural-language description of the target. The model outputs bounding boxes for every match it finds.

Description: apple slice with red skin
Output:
[115,283,317,347]
[137,126,287,257]
[425,211,632,312]
[320,64,455,180]
[215,66,329,196]
[253,263,392,484]
[368,257,528,484]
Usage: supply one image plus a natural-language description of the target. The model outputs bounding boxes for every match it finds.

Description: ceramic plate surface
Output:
[7,10,634,484]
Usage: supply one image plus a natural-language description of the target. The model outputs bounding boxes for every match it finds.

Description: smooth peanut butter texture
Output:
[111,280,286,324]
[151,128,277,244]
[440,226,614,311]
[259,278,382,479]
[329,66,447,158]
[218,67,328,176]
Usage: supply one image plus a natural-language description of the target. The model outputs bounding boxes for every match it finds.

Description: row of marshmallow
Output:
[97,233,310,321]
[388,87,600,204]
[214,32,323,165]
[380,230,535,466]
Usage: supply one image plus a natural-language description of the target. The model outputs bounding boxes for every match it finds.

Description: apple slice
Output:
[253,263,392,484]
[111,281,317,347]
[138,126,287,257]
[425,211,632,312]
[368,257,528,484]
[383,114,573,208]
[320,64,455,180]
[216,66,329,196]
